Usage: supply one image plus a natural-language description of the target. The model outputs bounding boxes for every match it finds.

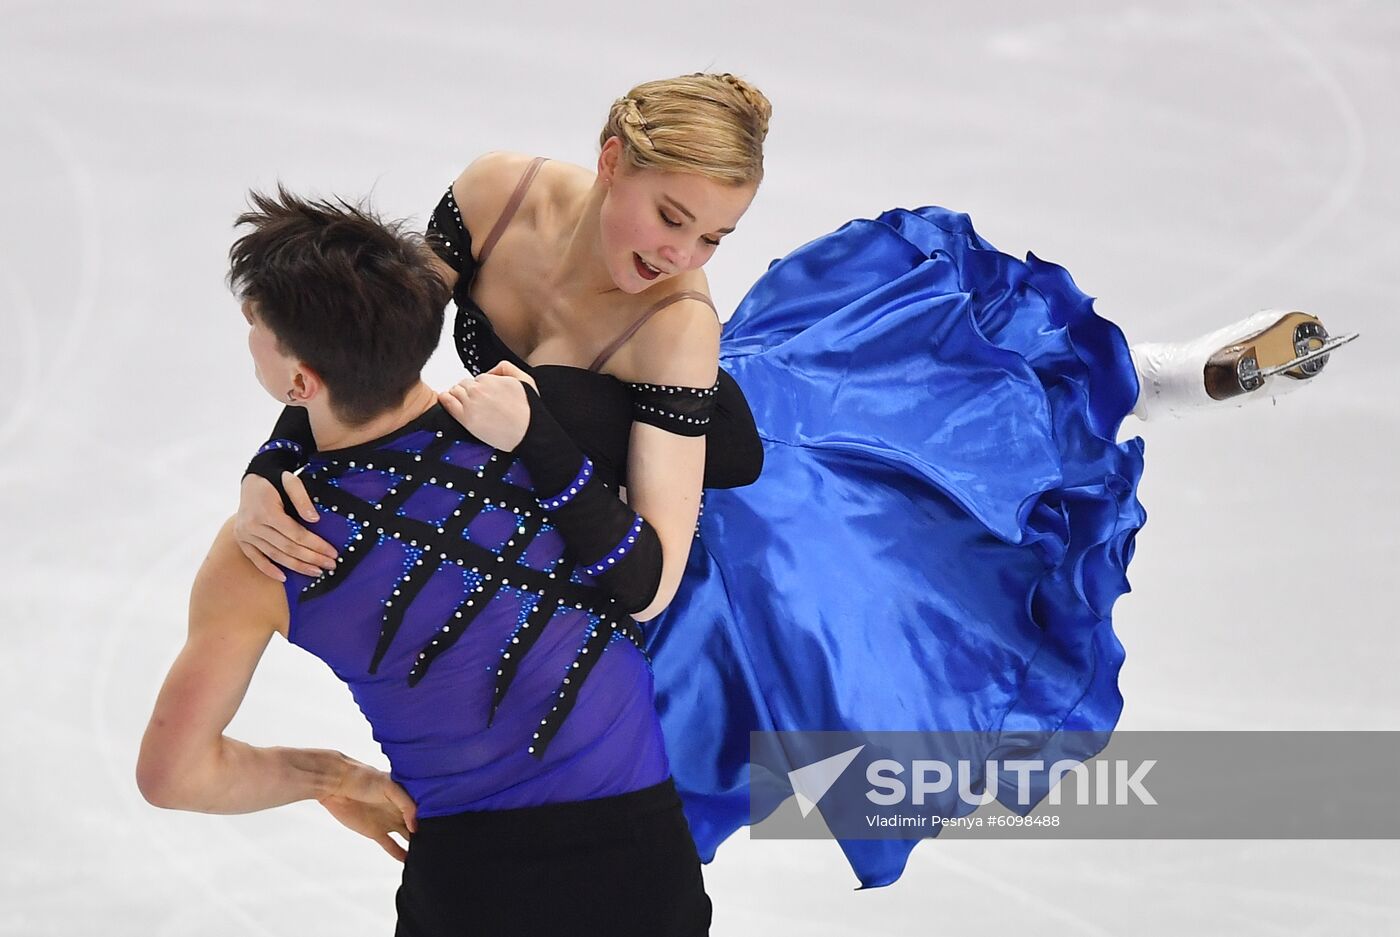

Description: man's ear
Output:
[291,362,325,404]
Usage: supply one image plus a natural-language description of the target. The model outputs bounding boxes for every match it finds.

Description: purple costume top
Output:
[280,405,670,818]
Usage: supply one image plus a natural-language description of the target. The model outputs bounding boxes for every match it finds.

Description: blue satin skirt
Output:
[641,207,1148,889]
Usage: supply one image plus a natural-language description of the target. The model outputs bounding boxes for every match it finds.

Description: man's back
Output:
[283,404,670,816]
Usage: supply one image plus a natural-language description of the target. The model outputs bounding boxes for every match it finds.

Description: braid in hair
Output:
[618,97,654,147]
[600,72,772,185]
[712,72,772,141]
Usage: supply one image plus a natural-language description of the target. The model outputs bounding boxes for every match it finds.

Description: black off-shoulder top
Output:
[426,183,763,491]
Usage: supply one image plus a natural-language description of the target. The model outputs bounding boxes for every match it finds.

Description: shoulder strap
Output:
[588,289,718,373]
[477,156,547,265]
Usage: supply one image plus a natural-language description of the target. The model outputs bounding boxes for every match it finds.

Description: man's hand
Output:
[318,756,419,862]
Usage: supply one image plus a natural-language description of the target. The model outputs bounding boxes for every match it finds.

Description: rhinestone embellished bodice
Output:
[281,405,670,817]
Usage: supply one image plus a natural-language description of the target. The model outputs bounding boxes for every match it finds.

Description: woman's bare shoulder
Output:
[449,151,540,245]
[451,153,595,250]
[611,270,722,386]
[532,158,597,224]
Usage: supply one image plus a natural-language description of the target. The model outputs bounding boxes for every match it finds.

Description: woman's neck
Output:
[309,382,438,452]
[552,179,622,303]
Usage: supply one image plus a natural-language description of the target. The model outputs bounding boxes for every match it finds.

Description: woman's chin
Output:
[611,266,653,294]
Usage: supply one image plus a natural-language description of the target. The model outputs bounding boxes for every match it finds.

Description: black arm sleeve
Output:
[244,406,315,511]
[627,368,764,488]
[708,368,763,487]
[512,385,664,615]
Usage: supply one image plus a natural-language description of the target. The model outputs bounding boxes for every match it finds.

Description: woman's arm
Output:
[501,296,722,621]
[699,368,763,489]
[245,406,314,485]
[623,425,705,620]
[515,288,720,622]
[442,363,667,615]
[611,296,723,620]
[440,348,719,619]
[237,406,338,580]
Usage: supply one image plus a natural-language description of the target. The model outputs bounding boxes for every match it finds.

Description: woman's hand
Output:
[235,473,338,582]
[318,756,418,862]
[437,362,538,452]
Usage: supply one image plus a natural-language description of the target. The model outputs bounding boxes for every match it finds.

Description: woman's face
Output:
[597,140,757,293]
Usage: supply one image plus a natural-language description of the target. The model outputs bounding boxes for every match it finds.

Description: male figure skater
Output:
[136,189,712,936]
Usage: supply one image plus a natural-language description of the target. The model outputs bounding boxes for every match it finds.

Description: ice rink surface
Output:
[1,1,1397,933]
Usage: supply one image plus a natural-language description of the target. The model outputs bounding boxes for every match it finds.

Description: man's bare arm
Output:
[136,517,350,812]
[136,517,417,858]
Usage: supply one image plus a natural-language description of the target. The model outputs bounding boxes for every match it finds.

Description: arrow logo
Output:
[787,745,866,818]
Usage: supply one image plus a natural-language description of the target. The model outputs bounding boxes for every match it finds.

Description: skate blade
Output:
[1255,331,1359,379]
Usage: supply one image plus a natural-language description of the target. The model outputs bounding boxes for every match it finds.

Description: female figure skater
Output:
[236,73,1354,888]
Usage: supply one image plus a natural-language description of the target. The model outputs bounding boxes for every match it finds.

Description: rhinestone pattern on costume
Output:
[256,438,304,457]
[582,514,645,577]
[298,420,645,758]
[623,379,720,436]
[538,457,593,511]
[426,185,485,377]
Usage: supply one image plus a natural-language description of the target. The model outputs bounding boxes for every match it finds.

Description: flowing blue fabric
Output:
[641,207,1147,888]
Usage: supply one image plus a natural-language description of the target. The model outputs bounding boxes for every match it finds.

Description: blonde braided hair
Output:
[714,72,771,139]
[601,72,771,186]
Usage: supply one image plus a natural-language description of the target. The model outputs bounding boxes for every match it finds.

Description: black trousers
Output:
[394,777,712,936]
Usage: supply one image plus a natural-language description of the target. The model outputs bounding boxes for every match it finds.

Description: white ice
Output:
[1,1,1397,934]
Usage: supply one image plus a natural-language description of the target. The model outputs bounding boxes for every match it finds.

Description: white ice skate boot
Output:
[1128,310,1358,420]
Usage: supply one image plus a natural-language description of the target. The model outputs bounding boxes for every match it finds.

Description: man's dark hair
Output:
[228,187,450,425]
